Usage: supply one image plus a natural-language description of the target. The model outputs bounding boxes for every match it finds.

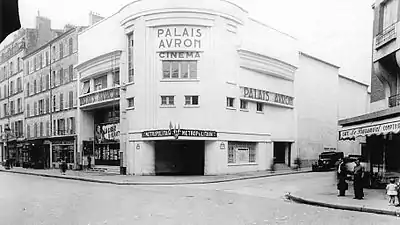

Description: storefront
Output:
[51,138,76,169]
[93,107,120,166]
[339,116,400,183]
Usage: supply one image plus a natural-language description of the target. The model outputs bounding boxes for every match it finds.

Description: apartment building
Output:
[0,16,63,166]
[23,26,85,169]
[339,0,400,174]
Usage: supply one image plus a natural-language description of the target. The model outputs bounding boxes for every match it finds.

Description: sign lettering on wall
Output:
[240,86,294,107]
[339,120,400,140]
[142,129,217,138]
[156,26,204,60]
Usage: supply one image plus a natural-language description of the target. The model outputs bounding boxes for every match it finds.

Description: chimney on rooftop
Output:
[89,11,105,26]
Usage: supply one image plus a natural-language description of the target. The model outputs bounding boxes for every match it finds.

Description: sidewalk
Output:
[0,166,312,185]
[286,179,400,217]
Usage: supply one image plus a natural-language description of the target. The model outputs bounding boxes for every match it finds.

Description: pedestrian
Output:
[336,158,348,197]
[353,159,364,200]
[60,158,67,175]
[386,178,398,206]
[87,155,92,169]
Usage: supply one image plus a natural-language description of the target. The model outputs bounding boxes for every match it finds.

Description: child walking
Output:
[386,178,398,206]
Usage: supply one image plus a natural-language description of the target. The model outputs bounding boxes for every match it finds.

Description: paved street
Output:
[0,172,399,225]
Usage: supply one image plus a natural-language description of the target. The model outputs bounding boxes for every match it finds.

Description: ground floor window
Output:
[52,145,74,163]
[94,143,120,165]
[228,142,257,164]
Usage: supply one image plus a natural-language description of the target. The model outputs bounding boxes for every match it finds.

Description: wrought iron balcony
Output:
[376,23,397,49]
[388,93,400,108]
[79,86,120,109]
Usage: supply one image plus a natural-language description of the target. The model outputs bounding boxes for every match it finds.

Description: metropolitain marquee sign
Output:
[240,86,294,107]
[142,124,217,139]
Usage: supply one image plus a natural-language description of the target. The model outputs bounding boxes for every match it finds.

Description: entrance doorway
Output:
[273,142,291,166]
[155,140,205,175]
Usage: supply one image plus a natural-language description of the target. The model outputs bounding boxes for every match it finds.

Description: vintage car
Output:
[312,151,344,172]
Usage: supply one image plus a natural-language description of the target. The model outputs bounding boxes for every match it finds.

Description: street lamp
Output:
[4,124,11,168]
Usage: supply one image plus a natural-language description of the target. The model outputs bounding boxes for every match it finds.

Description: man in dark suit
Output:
[0,0,21,43]
[337,158,348,196]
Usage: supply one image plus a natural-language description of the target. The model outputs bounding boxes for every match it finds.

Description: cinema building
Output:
[76,0,372,175]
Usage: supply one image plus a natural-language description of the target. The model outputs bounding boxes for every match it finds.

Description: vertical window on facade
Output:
[162,61,197,79]
[60,93,64,110]
[53,120,57,136]
[69,117,75,134]
[256,102,263,112]
[46,121,50,136]
[228,144,236,163]
[40,75,43,91]
[45,74,49,90]
[82,81,90,94]
[27,124,30,138]
[226,97,235,108]
[59,43,64,59]
[45,51,49,66]
[17,77,21,92]
[34,80,37,94]
[184,96,199,105]
[127,97,134,108]
[34,123,38,137]
[9,81,13,95]
[3,103,7,116]
[59,69,64,85]
[68,65,73,81]
[128,33,134,83]
[53,95,57,112]
[10,101,14,115]
[240,100,248,110]
[52,46,56,62]
[34,57,37,71]
[34,102,37,116]
[161,96,175,106]
[9,62,13,75]
[26,83,29,96]
[45,98,49,113]
[39,53,43,68]
[17,57,20,71]
[40,122,43,137]
[69,91,73,108]
[69,38,73,55]
[94,75,107,91]
[39,99,44,115]
[17,98,21,113]
[3,85,6,98]
[52,71,56,87]
[113,71,120,86]
[58,119,65,135]
[382,0,398,31]
[26,104,30,117]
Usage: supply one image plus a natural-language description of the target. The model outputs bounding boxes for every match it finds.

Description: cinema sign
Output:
[240,86,294,107]
[156,26,204,60]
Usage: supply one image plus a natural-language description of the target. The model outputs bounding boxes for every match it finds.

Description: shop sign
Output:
[52,140,74,145]
[339,120,400,140]
[80,88,120,107]
[142,124,217,139]
[240,86,294,107]
[95,123,120,144]
[157,26,204,60]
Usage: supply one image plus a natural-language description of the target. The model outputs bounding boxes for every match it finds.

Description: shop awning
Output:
[339,117,400,140]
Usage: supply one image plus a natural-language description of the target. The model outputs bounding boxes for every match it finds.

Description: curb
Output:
[0,168,312,186]
[285,193,400,217]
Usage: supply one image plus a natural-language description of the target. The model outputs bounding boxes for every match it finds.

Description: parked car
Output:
[312,151,344,172]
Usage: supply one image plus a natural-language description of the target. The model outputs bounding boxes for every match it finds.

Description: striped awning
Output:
[339,117,400,140]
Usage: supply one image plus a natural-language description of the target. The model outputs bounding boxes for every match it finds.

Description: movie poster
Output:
[94,123,120,144]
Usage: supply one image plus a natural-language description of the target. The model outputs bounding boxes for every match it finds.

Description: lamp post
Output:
[4,124,11,168]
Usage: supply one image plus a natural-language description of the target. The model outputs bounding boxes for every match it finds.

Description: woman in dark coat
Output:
[337,158,348,196]
[353,159,364,199]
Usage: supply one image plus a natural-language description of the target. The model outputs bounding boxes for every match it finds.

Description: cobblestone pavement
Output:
[1,172,399,225]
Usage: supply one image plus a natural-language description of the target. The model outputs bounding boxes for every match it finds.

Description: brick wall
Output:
[370,70,385,102]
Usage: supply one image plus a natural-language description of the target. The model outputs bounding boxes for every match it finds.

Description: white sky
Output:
[3,0,374,85]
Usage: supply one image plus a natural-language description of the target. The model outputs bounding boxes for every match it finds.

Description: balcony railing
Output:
[80,87,120,108]
[376,24,397,49]
[389,94,400,108]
